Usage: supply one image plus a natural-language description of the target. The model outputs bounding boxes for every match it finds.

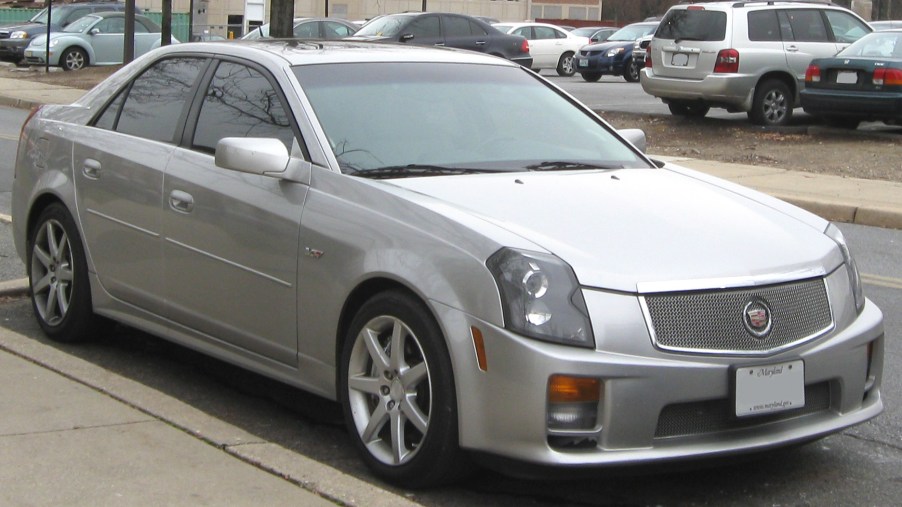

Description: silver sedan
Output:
[13,40,884,488]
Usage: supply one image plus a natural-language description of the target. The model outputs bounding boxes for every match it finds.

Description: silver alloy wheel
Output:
[558,54,575,76]
[762,88,788,124]
[30,218,74,326]
[63,48,86,71]
[346,314,432,466]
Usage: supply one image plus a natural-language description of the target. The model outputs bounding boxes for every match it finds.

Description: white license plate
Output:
[734,360,804,417]
[578,59,588,67]
[671,53,689,66]
[836,71,857,84]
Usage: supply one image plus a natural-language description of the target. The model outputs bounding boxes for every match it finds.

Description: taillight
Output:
[805,64,821,83]
[645,44,652,68]
[874,67,902,86]
[521,39,529,54]
[713,48,739,73]
[19,105,42,139]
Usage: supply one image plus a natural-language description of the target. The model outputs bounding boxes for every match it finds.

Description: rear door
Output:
[779,9,844,85]
[652,7,728,79]
[441,14,487,53]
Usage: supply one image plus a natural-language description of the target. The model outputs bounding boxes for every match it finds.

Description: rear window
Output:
[656,9,727,41]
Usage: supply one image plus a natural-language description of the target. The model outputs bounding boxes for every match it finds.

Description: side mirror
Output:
[215,137,311,183]
[617,128,646,153]
[89,28,100,36]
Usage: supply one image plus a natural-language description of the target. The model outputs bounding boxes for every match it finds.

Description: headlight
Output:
[10,31,28,39]
[49,39,59,48]
[487,248,594,348]
[825,223,864,313]
[606,47,625,57]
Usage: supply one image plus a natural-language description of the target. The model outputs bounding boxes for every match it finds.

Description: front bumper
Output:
[573,51,629,76]
[801,88,902,121]
[23,47,51,66]
[0,38,28,61]
[442,267,884,467]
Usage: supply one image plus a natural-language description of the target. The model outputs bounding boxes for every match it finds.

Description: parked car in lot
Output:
[571,26,618,43]
[14,40,883,489]
[493,22,588,76]
[0,1,136,64]
[573,21,659,82]
[348,11,532,67]
[632,34,654,79]
[241,17,358,40]
[801,29,902,128]
[870,20,902,31]
[641,1,872,125]
[24,12,173,71]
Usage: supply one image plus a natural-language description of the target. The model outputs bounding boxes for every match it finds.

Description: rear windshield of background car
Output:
[656,9,727,41]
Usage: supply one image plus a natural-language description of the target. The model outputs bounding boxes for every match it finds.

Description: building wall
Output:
[137,0,602,38]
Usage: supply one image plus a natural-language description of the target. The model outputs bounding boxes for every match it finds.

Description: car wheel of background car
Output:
[824,116,861,130]
[557,52,576,77]
[28,203,101,342]
[624,58,640,82]
[340,290,467,488]
[749,78,792,126]
[580,72,602,82]
[668,100,711,118]
[60,47,87,71]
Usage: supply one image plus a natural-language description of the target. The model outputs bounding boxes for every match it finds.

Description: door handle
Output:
[169,190,194,213]
[786,45,799,52]
[475,40,487,45]
[82,159,101,179]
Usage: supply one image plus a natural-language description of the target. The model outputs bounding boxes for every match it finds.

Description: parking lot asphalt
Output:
[0,75,899,505]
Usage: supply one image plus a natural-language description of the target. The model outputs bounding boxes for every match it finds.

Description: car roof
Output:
[161,39,522,67]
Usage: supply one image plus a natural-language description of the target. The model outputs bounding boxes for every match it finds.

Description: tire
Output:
[60,47,87,71]
[339,290,467,488]
[580,72,602,82]
[749,79,792,126]
[624,58,640,82]
[556,52,576,77]
[668,101,711,118]
[27,203,99,342]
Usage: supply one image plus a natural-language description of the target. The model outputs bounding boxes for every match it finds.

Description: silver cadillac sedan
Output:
[13,40,884,488]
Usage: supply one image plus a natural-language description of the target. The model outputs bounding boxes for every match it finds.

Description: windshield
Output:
[353,15,412,37]
[30,7,50,24]
[608,24,657,41]
[294,62,648,176]
[838,31,902,58]
[64,15,99,34]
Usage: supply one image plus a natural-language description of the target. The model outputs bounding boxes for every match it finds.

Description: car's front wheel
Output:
[624,58,640,82]
[557,52,576,77]
[28,203,99,342]
[339,290,467,488]
[749,79,792,126]
[580,71,602,82]
[60,47,87,71]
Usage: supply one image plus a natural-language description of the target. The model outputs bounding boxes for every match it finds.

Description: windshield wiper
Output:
[351,164,498,179]
[526,161,623,171]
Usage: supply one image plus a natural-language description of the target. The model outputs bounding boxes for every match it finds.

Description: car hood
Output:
[0,22,49,34]
[581,39,634,51]
[388,167,838,293]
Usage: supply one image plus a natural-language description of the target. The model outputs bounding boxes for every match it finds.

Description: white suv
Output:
[641,1,872,125]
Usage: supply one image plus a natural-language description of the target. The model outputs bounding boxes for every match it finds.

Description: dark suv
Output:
[0,2,136,64]
[348,12,532,68]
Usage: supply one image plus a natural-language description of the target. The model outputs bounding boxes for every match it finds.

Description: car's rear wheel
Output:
[339,290,467,488]
[28,203,99,342]
[668,101,711,118]
[557,52,576,77]
[580,72,602,82]
[60,47,87,71]
[749,79,792,126]
[624,58,640,82]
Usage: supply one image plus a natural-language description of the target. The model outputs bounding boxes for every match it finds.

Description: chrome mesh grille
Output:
[643,278,832,354]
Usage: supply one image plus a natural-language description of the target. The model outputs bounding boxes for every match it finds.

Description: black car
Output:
[0,2,139,64]
[348,12,532,68]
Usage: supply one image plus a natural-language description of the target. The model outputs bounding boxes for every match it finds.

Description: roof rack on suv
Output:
[730,1,840,7]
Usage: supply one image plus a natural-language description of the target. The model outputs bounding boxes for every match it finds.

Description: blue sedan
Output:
[24,11,174,71]
[801,29,902,128]
[573,22,658,82]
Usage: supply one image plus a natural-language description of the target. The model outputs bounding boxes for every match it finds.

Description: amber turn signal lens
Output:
[548,375,601,403]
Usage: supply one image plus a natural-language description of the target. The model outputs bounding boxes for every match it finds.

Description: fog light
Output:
[547,375,601,431]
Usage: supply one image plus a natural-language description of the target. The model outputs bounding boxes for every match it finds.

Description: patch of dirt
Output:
[4,64,900,183]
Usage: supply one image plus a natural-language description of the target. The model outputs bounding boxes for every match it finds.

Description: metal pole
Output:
[44,0,51,73]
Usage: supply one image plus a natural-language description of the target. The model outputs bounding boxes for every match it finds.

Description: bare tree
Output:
[270,0,295,38]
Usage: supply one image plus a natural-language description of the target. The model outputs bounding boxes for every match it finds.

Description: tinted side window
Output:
[407,16,440,38]
[782,9,829,42]
[96,18,125,34]
[293,21,319,38]
[824,10,870,43]
[113,58,206,143]
[534,26,558,40]
[192,61,295,153]
[468,20,487,36]
[324,21,354,38]
[656,10,727,41]
[748,10,782,41]
[443,16,471,37]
